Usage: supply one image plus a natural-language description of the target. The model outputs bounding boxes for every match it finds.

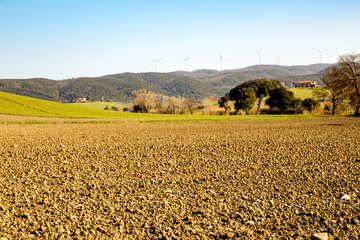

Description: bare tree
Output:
[132,89,160,113]
[321,68,348,115]
[320,54,360,115]
[184,98,197,115]
[168,96,185,114]
[338,54,360,116]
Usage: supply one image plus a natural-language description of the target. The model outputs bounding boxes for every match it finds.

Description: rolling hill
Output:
[173,63,331,94]
[0,91,129,118]
[0,64,331,103]
[0,73,219,103]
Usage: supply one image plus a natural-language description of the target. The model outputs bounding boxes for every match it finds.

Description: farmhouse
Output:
[74,97,87,103]
[294,81,317,88]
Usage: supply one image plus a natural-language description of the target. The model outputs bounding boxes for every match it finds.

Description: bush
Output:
[302,98,319,113]
[265,88,296,114]
[260,108,282,115]
[133,103,148,113]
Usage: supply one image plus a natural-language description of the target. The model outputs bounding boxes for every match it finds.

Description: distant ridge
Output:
[0,63,332,103]
[173,63,332,93]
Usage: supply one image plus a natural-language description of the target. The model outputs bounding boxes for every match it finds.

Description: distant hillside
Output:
[174,64,332,94]
[226,64,332,75]
[0,73,219,103]
[172,69,220,78]
[0,64,331,103]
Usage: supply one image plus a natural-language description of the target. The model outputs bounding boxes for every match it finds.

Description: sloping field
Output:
[289,88,314,100]
[70,101,131,110]
[1,91,327,122]
[0,91,132,118]
[0,118,359,239]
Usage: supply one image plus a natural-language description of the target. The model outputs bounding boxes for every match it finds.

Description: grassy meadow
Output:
[0,91,331,124]
[70,101,131,110]
[289,87,315,99]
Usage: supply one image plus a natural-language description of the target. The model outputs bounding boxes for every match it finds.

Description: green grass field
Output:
[70,101,131,110]
[0,91,154,119]
[288,88,314,100]
[0,91,334,122]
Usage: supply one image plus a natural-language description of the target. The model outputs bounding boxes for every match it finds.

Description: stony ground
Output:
[0,118,359,239]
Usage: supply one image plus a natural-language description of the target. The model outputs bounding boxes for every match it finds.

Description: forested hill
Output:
[173,64,332,92]
[0,64,332,103]
[0,73,220,103]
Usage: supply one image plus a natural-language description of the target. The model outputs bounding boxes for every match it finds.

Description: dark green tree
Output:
[291,98,303,114]
[234,88,257,114]
[218,95,231,114]
[302,98,319,113]
[229,78,283,109]
[265,88,295,113]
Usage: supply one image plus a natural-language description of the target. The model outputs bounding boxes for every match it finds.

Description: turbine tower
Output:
[183,54,190,71]
[218,54,223,71]
[275,54,280,65]
[256,49,266,65]
[318,50,326,63]
[151,58,161,72]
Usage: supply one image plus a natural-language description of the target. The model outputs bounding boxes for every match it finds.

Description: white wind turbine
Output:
[151,58,161,72]
[218,54,223,71]
[317,50,326,63]
[275,53,280,65]
[256,49,266,65]
[183,54,190,71]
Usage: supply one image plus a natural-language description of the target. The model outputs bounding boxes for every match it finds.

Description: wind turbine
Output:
[275,53,280,65]
[317,50,326,63]
[256,49,266,65]
[151,58,161,72]
[218,54,223,71]
[183,54,190,71]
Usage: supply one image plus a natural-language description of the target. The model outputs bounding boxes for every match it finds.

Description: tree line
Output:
[127,53,359,116]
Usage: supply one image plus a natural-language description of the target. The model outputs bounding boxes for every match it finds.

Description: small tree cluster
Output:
[264,88,320,114]
[131,89,198,114]
[229,78,283,109]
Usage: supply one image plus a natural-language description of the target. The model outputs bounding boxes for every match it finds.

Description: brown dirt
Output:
[0,118,359,239]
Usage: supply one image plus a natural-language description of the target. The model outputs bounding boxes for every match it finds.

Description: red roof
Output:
[296,81,314,84]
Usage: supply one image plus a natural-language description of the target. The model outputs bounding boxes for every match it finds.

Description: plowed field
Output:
[0,118,359,239]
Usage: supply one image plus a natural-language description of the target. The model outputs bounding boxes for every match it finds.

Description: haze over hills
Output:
[173,63,332,92]
[0,64,332,103]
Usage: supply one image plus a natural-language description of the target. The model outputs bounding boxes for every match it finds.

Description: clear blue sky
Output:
[0,0,359,79]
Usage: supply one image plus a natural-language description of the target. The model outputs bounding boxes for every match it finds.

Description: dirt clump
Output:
[0,118,359,239]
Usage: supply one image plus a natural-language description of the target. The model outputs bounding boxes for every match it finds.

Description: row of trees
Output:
[131,89,198,114]
[129,54,359,116]
[218,86,319,115]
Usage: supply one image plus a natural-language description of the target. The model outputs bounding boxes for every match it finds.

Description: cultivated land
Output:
[0,118,359,239]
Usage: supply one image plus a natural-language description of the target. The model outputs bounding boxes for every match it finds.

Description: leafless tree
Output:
[184,98,197,115]
[338,54,360,116]
[168,96,185,114]
[132,89,160,113]
[321,68,348,115]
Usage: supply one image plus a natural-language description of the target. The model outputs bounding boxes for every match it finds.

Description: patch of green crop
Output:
[70,101,131,110]
[288,88,315,100]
